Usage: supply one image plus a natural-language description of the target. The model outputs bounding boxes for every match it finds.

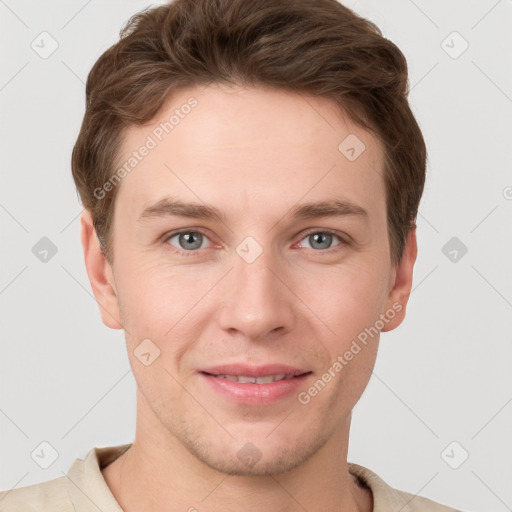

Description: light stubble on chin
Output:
[147,383,346,478]
[172,418,334,477]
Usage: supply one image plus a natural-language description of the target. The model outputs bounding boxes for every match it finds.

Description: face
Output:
[82,84,416,476]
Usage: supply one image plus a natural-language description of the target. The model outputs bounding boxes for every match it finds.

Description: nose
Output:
[216,246,296,342]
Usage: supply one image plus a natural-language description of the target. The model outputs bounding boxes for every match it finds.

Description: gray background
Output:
[1,1,511,510]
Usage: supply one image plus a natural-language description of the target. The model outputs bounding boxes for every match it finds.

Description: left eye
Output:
[298,231,343,251]
[166,231,210,251]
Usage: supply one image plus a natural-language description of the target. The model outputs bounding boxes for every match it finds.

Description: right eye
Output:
[164,230,213,254]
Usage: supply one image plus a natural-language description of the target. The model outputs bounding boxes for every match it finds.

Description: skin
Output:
[81,83,417,512]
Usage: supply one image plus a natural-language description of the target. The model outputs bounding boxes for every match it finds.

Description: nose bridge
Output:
[217,239,294,339]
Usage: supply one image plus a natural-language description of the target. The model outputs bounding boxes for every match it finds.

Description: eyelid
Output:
[163,228,216,255]
[294,228,349,251]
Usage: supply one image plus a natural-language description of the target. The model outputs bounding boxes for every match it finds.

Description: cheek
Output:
[116,259,200,334]
[308,272,383,408]
[313,262,389,341]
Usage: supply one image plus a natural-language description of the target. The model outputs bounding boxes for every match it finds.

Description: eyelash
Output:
[163,228,350,257]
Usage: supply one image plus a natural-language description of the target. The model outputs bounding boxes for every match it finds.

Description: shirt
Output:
[0,443,463,511]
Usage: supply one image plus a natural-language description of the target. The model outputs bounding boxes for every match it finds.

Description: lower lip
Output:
[200,372,311,405]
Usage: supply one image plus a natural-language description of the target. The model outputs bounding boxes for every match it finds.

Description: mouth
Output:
[200,363,310,377]
[199,364,312,405]
[203,373,300,384]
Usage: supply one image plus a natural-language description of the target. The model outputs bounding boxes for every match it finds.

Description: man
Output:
[0,0,464,510]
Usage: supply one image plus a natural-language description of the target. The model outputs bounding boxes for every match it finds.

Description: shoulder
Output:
[0,475,73,512]
[391,487,464,511]
[348,462,464,512]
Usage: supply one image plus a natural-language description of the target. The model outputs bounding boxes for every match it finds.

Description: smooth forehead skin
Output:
[111,84,390,270]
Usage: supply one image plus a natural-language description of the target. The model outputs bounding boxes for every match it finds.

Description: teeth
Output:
[214,374,291,384]
[238,375,257,384]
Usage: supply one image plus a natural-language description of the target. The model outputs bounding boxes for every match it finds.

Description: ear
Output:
[380,227,418,332]
[80,209,123,330]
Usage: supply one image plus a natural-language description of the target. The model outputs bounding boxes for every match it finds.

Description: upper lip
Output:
[200,364,310,378]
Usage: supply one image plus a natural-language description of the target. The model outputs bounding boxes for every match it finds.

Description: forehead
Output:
[113,84,386,223]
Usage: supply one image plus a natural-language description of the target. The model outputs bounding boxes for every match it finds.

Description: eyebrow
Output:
[137,197,226,223]
[289,199,368,221]
[137,197,368,224]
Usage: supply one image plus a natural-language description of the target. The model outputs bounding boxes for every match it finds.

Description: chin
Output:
[176,423,332,477]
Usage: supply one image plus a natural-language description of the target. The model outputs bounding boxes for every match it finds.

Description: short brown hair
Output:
[71,0,426,266]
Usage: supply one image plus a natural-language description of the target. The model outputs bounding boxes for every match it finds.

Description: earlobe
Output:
[80,210,123,330]
[381,227,418,332]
